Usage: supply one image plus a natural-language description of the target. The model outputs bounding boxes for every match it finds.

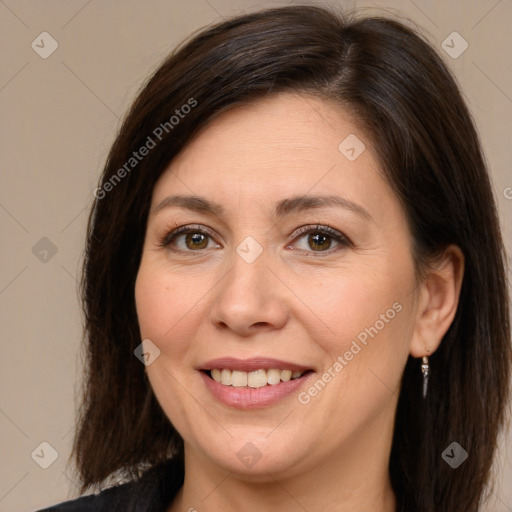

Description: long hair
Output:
[72,6,511,511]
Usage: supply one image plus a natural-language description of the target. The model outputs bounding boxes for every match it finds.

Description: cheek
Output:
[304,261,414,397]
[307,267,408,348]
[135,266,168,342]
[303,280,410,423]
[135,258,204,343]
[134,262,203,435]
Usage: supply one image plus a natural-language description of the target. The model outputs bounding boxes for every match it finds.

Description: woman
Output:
[38,4,511,512]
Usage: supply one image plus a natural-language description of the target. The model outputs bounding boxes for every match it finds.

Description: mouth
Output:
[198,357,315,409]
[201,368,314,388]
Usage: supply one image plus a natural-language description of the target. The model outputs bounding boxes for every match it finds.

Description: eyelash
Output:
[157,223,351,256]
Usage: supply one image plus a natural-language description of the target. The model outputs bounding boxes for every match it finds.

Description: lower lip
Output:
[199,371,313,409]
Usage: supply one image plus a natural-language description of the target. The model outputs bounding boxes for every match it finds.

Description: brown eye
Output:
[308,232,332,251]
[159,225,220,252]
[185,232,209,250]
[290,225,350,254]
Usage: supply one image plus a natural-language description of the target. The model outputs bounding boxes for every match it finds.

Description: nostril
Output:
[252,322,270,328]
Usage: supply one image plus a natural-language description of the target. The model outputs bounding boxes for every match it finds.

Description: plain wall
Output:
[0,0,511,510]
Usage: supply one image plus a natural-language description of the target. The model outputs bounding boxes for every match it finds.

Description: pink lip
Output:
[198,358,315,410]
[199,371,313,409]
[199,357,312,373]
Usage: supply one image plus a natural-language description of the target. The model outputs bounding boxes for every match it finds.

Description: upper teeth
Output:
[210,369,304,388]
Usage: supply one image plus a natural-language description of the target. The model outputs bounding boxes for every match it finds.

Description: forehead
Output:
[170,92,369,171]
[151,92,392,220]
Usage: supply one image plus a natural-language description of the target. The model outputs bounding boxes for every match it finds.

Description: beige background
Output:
[0,0,511,510]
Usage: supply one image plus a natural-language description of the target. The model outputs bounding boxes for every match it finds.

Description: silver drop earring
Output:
[421,356,430,398]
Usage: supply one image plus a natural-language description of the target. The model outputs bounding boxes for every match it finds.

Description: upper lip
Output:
[199,357,313,373]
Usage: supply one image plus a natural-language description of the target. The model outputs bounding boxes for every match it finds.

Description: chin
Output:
[194,433,313,481]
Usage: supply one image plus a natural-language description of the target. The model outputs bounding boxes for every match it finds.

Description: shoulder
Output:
[35,458,183,512]
[35,482,128,511]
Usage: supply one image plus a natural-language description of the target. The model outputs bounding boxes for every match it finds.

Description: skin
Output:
[134,92,464,512]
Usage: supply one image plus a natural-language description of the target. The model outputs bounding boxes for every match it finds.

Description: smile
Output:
[206,368,307,388]
[198,357,314,409]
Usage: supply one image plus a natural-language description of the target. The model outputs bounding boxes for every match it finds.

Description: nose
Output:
[209,246,289,337]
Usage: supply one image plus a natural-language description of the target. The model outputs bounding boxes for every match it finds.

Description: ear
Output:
[409,244,465,357]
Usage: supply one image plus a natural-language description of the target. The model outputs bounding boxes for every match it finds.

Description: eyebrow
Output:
[152,194,372,221]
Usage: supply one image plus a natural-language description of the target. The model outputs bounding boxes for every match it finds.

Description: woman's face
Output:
[135,92,421,480]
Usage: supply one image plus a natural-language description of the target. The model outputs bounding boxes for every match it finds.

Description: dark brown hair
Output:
[73,5,511,511]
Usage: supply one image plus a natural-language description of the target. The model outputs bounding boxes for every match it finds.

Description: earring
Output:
[421,356,430,399]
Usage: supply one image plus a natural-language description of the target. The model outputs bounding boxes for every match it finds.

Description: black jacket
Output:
[36,458,183,512]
